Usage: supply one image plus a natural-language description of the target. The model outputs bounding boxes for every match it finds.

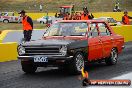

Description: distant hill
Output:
[0,0,132,12]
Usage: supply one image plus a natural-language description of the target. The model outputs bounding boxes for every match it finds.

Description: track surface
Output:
[0,42,132,88]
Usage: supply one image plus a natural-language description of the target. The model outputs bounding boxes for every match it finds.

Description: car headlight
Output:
[60,45,67,56]
[18,45,25,55]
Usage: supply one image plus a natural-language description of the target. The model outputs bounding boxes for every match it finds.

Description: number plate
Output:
[34,56,48,62]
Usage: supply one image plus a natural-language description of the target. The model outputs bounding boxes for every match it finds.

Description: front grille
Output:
[24,46,62,56]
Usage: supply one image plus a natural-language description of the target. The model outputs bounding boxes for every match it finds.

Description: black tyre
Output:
[118,9,121,12]
[40,21,44,24]
[105,48,118,65]
[21,61,37,73]
[3,19,9,23]
[67,52,85,74]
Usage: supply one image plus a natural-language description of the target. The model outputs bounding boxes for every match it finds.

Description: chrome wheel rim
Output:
[4,20,8,23]
[111,49,117,63]
[75,54,84,72]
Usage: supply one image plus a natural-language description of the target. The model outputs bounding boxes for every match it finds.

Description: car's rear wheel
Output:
[105,48,118,65]
[3,19,9,23]
[67,52,85,74]
[21,61,37,74]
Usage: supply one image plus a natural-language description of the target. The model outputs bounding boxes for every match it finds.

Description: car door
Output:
[98,22,114,58]
[88,23,103,61]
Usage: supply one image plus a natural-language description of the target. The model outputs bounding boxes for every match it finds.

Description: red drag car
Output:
[18,20,124,74]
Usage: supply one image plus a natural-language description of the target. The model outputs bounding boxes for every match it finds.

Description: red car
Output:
[18,20,124,74]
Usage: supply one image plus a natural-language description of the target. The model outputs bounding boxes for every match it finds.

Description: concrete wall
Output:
[112,25,132,42]
[0,42,18,62]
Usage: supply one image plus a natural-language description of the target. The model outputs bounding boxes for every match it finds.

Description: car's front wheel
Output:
[21,61,37,74]
[105,48,118,65]
[3,19,9,23]
[67,52,85,74]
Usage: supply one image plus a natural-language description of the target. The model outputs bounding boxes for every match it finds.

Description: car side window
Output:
[89,23,99,37]
[74,23,87,35]
[98,23,111,36]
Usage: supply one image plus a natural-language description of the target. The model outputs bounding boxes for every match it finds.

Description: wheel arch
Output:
[112,47,118,53]
[3,19,9,23]
[73,49,87,61]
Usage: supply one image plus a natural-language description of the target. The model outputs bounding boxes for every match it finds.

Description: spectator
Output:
[81,7,94,20]
[115,2,119,10]
[40,4,43,11]
[18,10,33,42]
[122,10,132,25]
[55,13,58,18]
[63,12,70,20]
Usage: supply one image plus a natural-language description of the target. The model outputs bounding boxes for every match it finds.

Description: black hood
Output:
[22,39,76,46]
[22,39,88,50]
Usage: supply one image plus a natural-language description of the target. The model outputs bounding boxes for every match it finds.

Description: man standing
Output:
[18,10,33,42]
[40,4,43,11]
[115,2,119,10]
[81,7,94,20]
[122,10,132,25]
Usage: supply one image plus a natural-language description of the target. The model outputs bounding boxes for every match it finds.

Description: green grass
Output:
[0,0,132,12]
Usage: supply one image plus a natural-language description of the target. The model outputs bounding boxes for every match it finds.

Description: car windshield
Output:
[60,8,70,14]
[107,18,117,23]
[44,22,88,36]
[97,18,116,23]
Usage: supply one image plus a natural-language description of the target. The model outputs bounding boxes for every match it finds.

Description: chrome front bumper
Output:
[18,55,73,61]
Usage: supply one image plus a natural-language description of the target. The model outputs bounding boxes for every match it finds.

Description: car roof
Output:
[60,6,73,8]
[57,20,106,23]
